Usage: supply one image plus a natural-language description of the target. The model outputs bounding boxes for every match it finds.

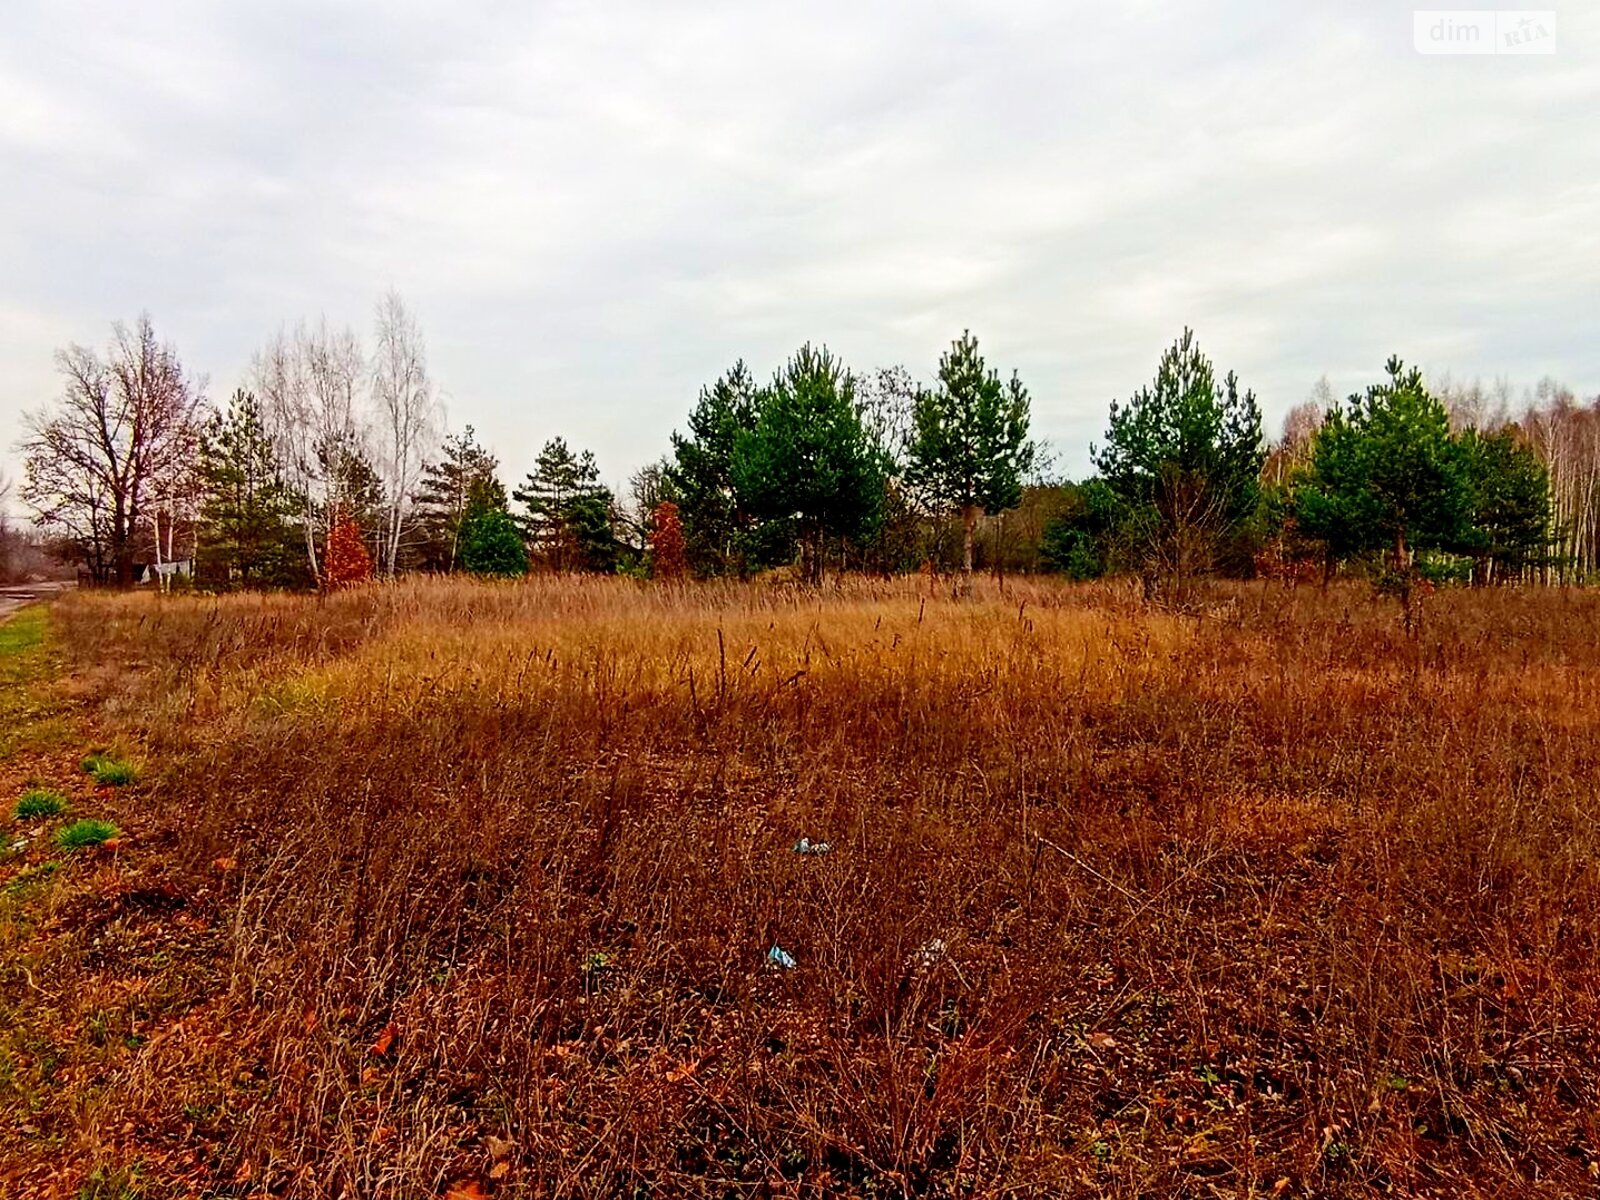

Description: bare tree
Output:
[370,291,438,574]
[20,315,205,585]
[1523,379,1600,581]
[1262,386,1326,488]
[253,318,366,582]
[0,471,12,582]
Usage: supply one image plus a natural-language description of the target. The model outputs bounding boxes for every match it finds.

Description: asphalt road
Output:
[0,581,72,624]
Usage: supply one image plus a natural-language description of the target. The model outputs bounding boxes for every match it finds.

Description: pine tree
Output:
[412,426,505,572]
[907,332,1035,576]
[513,438,617,572]
[668,363,760,576]
[1459,426,1553,582]
[1296,357,1471,574]
[1093,329,1264,591]
[196,390,305,588]
[732,344,885,584]
[459,504,528,577]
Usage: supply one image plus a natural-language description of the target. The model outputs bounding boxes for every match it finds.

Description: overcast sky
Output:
[2,1,1596,505]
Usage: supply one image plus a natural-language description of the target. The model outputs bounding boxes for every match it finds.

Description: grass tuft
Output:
[55,818,121,851]
[82,752,138,787]
[14,787,69,821]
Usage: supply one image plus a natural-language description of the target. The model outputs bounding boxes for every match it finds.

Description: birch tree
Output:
[253,319,365,582]
[370,291,438,574]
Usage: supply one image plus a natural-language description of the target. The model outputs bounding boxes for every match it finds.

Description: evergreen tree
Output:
[412,426,505,572]
[1093,329,1264,591]
[907,332,1035,576]
[732,344,885,584]
[513,438,617,573]
[668,362,760,576]
[1459,425,1552,582]
[1296,357,1471,574]
[1040,479,1122,580]
[196,389,304,588]
[458,504,528,577]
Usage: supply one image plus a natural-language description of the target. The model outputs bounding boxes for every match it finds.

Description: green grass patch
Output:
[14,788,68,821]
[0,607,60,760]
[0,605,47,657]
[56,819,120,851]
[82,752,138,787]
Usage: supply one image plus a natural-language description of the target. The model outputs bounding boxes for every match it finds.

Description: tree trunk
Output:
[113,497,133,587]
[961,505,977,575]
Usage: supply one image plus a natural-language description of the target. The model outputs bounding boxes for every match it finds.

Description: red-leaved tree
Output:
[649,500,688,581]
[323,506,373,588]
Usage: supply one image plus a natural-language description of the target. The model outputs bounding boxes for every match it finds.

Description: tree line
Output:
[14,305,1600,590]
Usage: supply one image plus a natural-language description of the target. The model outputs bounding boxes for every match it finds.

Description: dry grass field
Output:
[3,577,1600,1198]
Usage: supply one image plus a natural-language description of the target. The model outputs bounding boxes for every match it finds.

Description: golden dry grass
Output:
[6,576,1600,1197]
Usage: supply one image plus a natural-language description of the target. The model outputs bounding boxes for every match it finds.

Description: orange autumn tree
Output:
[649,500,688,581]
[323,506,373,588]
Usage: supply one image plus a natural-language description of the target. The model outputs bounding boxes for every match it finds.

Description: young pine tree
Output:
[197,389,304,588]
[1459,426,1553,583]
[906,332,1035,577]
[668,363,761,576]
[733,344,884,584]
[1093,329,1264,590]
[1296,357,1471,575]
[458,503,528,578]
[412,426,506,572]
[513,438,617,573]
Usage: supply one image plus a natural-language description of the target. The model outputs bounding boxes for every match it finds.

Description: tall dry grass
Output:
[54,576,1600,1196]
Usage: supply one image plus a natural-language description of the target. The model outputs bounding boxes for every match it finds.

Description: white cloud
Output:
[1,0,1596,497]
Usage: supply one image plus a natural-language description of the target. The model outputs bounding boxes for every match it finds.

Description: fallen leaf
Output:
[369,1020,397,1057]
[484,1135,515,1160]
[488,1161,510,1181]
[443,1181,487,1200]
[100,838,124,852]
[213,856,237,872]
[1087,1032,1117,1051]
[303,1004,318,1033]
